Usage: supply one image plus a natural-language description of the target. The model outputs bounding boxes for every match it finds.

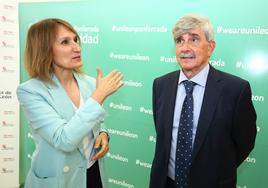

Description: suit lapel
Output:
[46,74,75,121]
[73,73,90,101]
[192,66,223,161]
[164,71,180,150]
[73,73,92,157]
[74,74,100,135]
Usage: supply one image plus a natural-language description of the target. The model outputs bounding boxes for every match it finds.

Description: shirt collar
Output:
[178,64,210,87]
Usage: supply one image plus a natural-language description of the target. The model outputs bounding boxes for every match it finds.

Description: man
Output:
[150,14,257,188]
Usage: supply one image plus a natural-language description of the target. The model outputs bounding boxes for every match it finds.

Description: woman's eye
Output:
[74,37,80,44]
[61,40,69,45]
[60,37,80,45]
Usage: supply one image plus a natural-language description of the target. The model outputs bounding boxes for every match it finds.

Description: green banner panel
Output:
[19,0,268,187]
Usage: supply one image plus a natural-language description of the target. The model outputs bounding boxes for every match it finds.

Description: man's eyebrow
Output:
[188,32,200,37]
[177,32,200,39]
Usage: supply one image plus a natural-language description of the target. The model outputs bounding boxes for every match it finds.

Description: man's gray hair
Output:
[172,14,214,42]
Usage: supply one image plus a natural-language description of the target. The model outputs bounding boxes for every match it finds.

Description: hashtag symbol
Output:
[136,160,140,164]
[217,26,222,33]
[160,56,164,62]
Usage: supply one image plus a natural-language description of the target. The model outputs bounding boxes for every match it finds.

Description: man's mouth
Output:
[179,53,195,59]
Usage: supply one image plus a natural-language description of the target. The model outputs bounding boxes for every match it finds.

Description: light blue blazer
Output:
[17,73,108,188]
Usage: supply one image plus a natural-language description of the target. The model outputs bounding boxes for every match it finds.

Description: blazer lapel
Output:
[46,74,75,121]
[164,71,180,150]
[192,66,223,161]
[73,74,92,157]
[74,73,90,101]
[74,74,101,135]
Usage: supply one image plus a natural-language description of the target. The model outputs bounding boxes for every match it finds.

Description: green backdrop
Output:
[19,0,267,187]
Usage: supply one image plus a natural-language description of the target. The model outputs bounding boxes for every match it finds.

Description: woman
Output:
[17,18,123,188]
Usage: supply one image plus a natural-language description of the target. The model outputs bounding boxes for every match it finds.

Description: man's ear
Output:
[208,40,216,57]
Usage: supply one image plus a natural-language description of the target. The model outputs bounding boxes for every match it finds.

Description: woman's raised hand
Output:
[91,68,124,104]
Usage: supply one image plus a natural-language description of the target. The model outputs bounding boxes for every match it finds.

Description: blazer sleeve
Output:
[17,83,106,152]
[232,82,257,166]
[152,78,159,130]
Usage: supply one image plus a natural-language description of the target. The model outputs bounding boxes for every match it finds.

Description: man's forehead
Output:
[178,27,204,38]
[178,32,200,38]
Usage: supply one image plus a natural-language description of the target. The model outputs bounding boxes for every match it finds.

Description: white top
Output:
[71,93,96,168]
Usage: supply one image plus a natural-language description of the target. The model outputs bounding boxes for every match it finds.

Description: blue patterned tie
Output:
[175,80,195,188]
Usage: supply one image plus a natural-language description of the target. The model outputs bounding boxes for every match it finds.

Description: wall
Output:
[0,0,20,187]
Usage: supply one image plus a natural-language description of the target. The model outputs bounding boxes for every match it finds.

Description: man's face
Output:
[175,27,215,77]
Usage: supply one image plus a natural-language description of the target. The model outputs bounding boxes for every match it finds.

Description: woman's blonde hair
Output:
[25,18,82,82]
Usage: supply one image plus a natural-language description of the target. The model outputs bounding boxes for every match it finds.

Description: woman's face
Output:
[52,25,82,72]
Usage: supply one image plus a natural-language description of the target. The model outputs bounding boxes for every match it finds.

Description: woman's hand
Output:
[91,132,109,160]
[91,68,124,104]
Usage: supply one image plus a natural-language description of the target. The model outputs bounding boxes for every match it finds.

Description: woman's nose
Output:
[72,42,81,52]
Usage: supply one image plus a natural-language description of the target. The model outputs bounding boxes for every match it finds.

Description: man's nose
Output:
[180,40,192,50]
[177,45,192,54]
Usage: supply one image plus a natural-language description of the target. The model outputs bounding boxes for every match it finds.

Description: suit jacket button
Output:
[63,165,70,173]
